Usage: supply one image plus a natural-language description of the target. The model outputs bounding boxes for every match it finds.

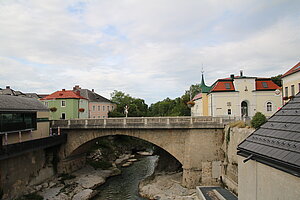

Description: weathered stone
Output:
[72,189,96,200]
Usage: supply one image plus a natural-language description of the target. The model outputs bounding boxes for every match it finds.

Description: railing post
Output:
[68,120,71,126]
[220,117,223,124]
[144,118,147,125]
[30,129,33,139]
[50,128,52,136]
[85,119,88,126]
[190,117,193,125]
[18,131,22,143]
[4,133,8,145]
[104,119,106,126]
[124,118,127,125]
[167,118,170,125]
[58,127,61,135]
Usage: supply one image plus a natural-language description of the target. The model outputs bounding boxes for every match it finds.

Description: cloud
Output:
[0,0,299,104]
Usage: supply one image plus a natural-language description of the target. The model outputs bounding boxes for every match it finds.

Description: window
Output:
[103,116,105,118]
[227,102,231,106]
[44,102,48,107]
[61,113,66,119]
[299,83,300,93]
[267,102,272,112]
[61,100,66,107]
[0,112,37,132]
[93,105,95,111]
[107,106,109,111]
[225,83,231,89]
[112,106,114,110]
[262,82,268,88]
[291,85,295,96]
[103,106,105,111]
[228,109,232,115]
[98,106,100,111]
[98,116,101,118]
[285,87,288,97]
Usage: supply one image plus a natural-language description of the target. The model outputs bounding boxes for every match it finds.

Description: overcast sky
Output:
[0,0,299,104]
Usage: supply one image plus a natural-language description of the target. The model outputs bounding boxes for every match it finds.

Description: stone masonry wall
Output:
[221,125,254,195]
[0,148,57,199]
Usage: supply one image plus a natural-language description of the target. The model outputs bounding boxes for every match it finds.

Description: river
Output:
[93,155,158,200]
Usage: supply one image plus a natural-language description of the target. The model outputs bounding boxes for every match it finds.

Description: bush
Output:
[251,112,267,129]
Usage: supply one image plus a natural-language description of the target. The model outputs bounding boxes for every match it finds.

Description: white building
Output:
[282,62,300,103]
[191,71,281,118]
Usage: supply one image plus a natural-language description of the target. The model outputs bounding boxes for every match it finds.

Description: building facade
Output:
[237,92,300,200]
[282,62,300,103]
[0,95,50,145]
[191,71,281,118]
[73,85,116,118]
[41,89,89,120]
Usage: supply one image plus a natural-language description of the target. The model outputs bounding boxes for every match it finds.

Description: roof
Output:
[199,74,212,93]
[210,76,279,93]
[238,92,300,177]
[192,93,202,101]
[255,78,280,91]
[0,95,48,111]
[74,89,112,103]
[41,90,86,100]
[282,62,300,78]
[210,80,235,92]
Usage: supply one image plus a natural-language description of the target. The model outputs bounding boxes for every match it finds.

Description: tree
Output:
[271,74,282,87]
[108,90,148,117]
[251,112,267,129]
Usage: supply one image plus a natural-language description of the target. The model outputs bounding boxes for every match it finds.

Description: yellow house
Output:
[191,71,282,118]
[282,62,300,103]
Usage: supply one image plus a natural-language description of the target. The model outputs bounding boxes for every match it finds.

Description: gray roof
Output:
[0,95,48,112]
[238,92,300,177]
[75,89,112,103]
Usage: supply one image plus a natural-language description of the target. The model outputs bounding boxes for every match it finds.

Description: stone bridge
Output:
[51,116,228,188]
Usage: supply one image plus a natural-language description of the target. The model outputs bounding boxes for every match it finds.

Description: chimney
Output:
[240,70,243,77]
[6,86,10,89]
[62,89,66,91]
[230,74,234,79]
[92,89,94,92]
[73,85,81,90]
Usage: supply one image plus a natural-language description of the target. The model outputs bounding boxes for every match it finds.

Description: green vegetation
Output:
[229,120,246,128]
[87,160,112,170]
[271,74,282,87]
[251,112,267,129]
[15,193,43,200]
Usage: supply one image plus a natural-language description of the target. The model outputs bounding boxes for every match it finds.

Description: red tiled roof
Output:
[211,81,235,92]
[282,62,300,78]
[192,93,202,101]
[41,90,87,100]
[256,79,280,91]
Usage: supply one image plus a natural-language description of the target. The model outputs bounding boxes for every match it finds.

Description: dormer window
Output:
[262,82,268,88]
[225,83,231,89]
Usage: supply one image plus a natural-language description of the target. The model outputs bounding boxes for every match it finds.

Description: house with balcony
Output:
[73,85,116,118]
[41,89,88,120]
[0,95,50,145]
[191,71,281,118]
[282,62,300,103]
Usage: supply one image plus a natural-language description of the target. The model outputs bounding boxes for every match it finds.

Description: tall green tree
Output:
[271,74,282,87]
[108,90,148,117]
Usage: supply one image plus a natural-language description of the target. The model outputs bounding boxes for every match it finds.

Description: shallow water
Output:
[93,155,158,200]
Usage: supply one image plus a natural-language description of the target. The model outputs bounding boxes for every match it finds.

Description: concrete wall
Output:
[238,156,300,200]
[79,99,89,119]
[45,99,80,120]
[0,149,57,199]
[58,127,224,188]
[191,93,209,117]
[221,126,254,194]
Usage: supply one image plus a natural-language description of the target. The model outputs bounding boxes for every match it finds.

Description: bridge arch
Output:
[60,129,186,165]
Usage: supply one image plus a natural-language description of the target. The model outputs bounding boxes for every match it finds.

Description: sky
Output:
[0,0,299,104]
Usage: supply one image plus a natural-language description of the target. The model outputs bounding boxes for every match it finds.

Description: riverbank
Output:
[139,172,199,200]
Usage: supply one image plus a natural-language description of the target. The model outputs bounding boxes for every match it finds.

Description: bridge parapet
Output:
[51,116,229,129]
